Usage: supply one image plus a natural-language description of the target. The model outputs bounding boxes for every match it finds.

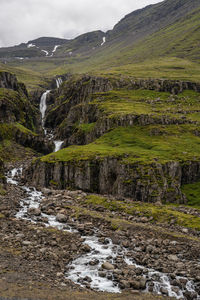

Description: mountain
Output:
[1,0,200,64]
[1,1,200,298]
[0,36,68,59]
[107,0,200,44]
[56,30,105,56]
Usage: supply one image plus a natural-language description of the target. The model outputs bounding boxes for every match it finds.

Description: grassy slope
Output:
[0,62,49,91]
[42,88,200,164]
[4,5,200,86]
[42,124,200,164]
[17,6,200,80]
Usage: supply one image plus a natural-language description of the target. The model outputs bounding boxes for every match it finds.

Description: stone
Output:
[129,280,141,290]
[22,241,32,246]
[102,262,115,270]
[161,287,169,295]
[83,276,92,282]
[140,278,147,289]
[89,259,99,266]
[56,213,67,223]
[119,280,130,289]
[168,254,179,262]
[98,271,106,278]
[82,244,91,252]
[28,207,41,216]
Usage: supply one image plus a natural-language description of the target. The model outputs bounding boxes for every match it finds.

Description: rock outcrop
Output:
[0,71,52,154]
[44,75,200,146]
[45,75,113,129]
[24,74,200,204]
[26,157,200,204]
[0,71,28,96]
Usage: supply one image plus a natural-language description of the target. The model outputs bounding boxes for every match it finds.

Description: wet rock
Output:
[81,244,91,253]
[28,207,41,216]
[129,280,141,290]
[98,271,106,278]
[119,280,130,289]
[140,278,147,289]
[102,262,115,270]
[160,287,169,295]
[89,259,99,266]
[56,213,67,223]
[83,276,92,283]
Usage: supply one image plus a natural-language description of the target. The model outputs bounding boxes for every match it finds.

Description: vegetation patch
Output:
[181,182,200,207]
[77,122,96,133]
[91,89,200,120]
[85,195,200,231]
[41,124,200,164]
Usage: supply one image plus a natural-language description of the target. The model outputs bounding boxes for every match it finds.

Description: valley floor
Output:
[0,160,199,300]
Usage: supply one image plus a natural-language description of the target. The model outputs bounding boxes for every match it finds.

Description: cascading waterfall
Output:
[40,90,50,130]
[56,77,62,88]
[53,140,64,152]
[39,89,64,151]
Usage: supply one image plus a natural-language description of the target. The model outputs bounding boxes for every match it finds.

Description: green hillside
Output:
[1,0,199,84]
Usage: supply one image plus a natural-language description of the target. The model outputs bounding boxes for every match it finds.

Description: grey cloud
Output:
[0,0,161,47]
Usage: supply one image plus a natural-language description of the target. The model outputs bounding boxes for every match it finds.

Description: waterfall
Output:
[101,37,106,46]
[53,140,64,152]
[56,77,62,88]
[40,90,50,129]
[39,88,64,151]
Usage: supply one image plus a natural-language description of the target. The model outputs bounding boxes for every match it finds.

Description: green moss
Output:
[41,124,200,164]
[181,182,200,207]
[85,195,200,231]
[77,122,96,133]
[0,123,37,141]
[0,184,6,196]
[49,180,59,186]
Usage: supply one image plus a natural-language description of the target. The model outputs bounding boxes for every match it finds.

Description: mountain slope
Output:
[107,0,200,44]
[45,3,200,82]
[1,0,200,84]
[0,37,69,59]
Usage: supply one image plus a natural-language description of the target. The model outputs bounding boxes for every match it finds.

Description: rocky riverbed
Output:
[0,162,199,300]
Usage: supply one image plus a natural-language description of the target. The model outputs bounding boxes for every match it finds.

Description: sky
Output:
[0,0,162,47]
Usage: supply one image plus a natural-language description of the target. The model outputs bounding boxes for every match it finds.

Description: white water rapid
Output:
[5,168,200,299]
[53,140,64,152]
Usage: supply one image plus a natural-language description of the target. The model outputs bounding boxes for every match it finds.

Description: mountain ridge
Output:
[1,0,200,62]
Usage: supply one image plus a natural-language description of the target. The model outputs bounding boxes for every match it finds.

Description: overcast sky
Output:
[0,0,162,47]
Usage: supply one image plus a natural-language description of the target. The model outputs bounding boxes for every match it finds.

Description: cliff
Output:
[25,75,200,204]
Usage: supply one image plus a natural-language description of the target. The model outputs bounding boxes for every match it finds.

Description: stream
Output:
[6,168,200,299]
[4,80,200,299]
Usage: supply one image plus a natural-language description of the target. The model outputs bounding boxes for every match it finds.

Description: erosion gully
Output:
[4,84,200,299]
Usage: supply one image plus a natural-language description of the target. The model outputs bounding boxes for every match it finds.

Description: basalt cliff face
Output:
[0,72,52,155]
[0,71,27,95]
[24,75,200,204]
[45,76,200,141]
[27,158,200,204]
[1,72,200,204]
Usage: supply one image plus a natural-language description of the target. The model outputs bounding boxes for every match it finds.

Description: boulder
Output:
[56,213,67,223]
[102,262,115,270]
